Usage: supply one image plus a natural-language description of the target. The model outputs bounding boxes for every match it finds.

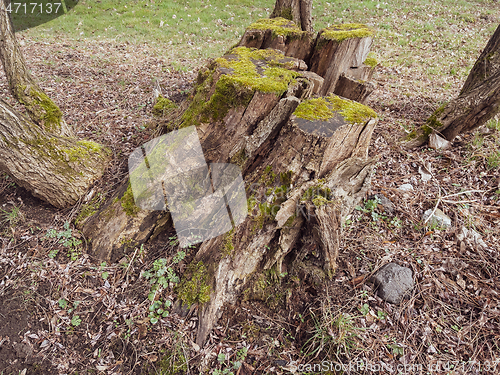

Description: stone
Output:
[422,208,452,229]
[398,183,413,192]
[369,194,394,216]
[371,263,414,304]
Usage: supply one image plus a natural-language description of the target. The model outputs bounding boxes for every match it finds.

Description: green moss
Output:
[75,194,103,227]
[221,228,234,256]
[279,171,293,186]
[302,183,332,207]
[176,261,210,307]
[279,7,293,21]
[180,47,299,127]
[294,95,377,124]
[364,52,378,68]
[216,47,299,95]
[248,17,304,38]
[230,148,247,167]
[121,183,141,216]
[321,23,374,42]
[152,95,177,117]
[61,140,106,162]
[17,85,63,132]
[294,97,334,121]
[259,165,277,186]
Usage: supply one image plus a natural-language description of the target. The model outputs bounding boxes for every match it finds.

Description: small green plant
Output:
[388,342,404,356]
[359,303,370,316]
[58,298,68,309]
[142,249,187,323]
[71,315,82,327]
[212,348,248,375]
[377,310,387,320]
[0,206,22,228]
[45,222,82,260]
[148,299,171,324]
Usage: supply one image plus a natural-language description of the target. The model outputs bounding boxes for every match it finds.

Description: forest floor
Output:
[1,2,500,375]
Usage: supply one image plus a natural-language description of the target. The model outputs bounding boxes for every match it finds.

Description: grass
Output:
[17,0,500,76]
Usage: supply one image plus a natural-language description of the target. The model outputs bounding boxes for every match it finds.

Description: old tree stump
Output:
[82,19,379,346]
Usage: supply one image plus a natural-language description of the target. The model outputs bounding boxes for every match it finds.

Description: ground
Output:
[1,2,500,374]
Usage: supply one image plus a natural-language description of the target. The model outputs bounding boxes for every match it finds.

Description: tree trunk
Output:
[0,0,73,136]
[402,24,500,148]
[334,72,375,104]
[271,0,313,33]
[82,45,378,347]
[0,99,109,208]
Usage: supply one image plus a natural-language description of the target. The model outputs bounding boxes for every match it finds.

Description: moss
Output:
[121,182,141,216]
[248,17,303,38]
[176,261,210,307]
[294,97,334,121]
[75,195,103,227]
[152,95,177,117]
[180,47,298,127]
[364,52,378,68]
[216,47,299,95]
[230,148,247,167]
[221,228,234,256]
[294,94,377,124]
[321,23,374,42]
[61,140,106,162]
[279,171,293,186]
[302,183,332,207]
[279,7,293,21]
[259,165,277,186]
[17,85,63,132]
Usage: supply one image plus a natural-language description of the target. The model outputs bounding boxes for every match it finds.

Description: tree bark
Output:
[334,72,375,104]
[402,24,500,148]
[0,99,109,208]
[271,0,313,33]
[0,0,73,136]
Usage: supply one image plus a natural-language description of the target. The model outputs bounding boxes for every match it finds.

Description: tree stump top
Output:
[293,94,377,138]
[320,23,374,42]
[246,17,307,39]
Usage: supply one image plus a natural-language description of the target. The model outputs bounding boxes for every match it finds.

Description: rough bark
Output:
[334,73,375,104]
[0,99,109,208]
[309,25,373,96]
[270,0,313,33]
[403,24,500,147]
[0,0,72,136]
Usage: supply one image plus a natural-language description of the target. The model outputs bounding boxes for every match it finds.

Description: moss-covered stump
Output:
[0,99,109,208]
[81,179,170,262]
[310,24,374,96]
[270,0,313,33]
[334,73,375,104]
[194,95,377,346]
[237,18,315,61]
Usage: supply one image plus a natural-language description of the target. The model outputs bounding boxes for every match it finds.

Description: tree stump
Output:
[334,73,375,104]
[0,99,109,208]
[195,94,377,346]
[80,45,379,347]
[270,0,313,33]
[309,24,374,96]
[237,18,315,62]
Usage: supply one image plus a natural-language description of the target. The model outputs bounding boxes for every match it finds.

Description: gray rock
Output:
[422,208,451,229]
[398,183,413,192]
[370,194,394,216]
[371,263,414,304]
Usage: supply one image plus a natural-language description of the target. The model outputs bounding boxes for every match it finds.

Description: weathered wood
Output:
[237,18,315,61]
[0,99,109,208]
[270,0,313,33]
[310,24,373,96]
[84,47,315,261]
[194,95,378,346]
[346,62,376,82]
[403,24,500,147]
[0,1,72,136]
[334,73,375,104]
